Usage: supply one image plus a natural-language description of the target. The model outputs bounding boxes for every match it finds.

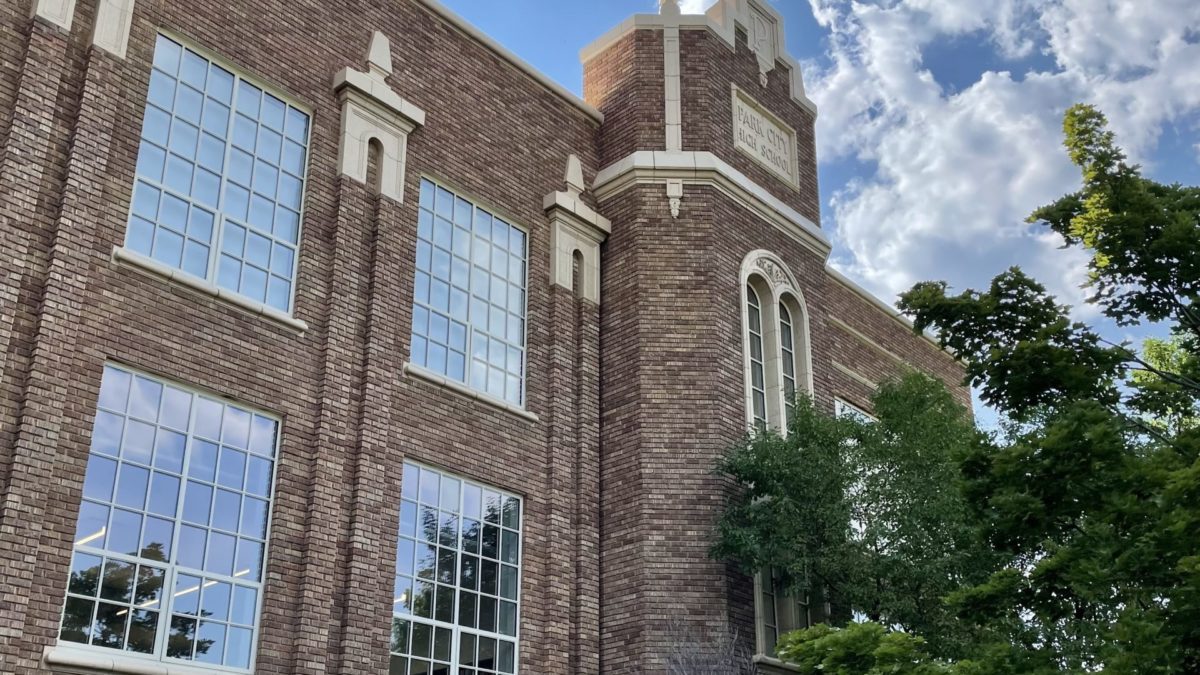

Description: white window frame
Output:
[753,570,821,657]
[740,252,813,433]
[746,283,770,430]
[122,32,313,316]
[390,462,524,675]
[408,177,530,408]
[740,252,817,658]
[835,398,876,423]
[56,363,282,674]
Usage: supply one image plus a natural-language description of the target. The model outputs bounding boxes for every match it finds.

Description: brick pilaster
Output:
[0,24,130,671]
[290,175,374,675]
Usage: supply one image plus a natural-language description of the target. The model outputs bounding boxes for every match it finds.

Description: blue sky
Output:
[439,0,1200,425]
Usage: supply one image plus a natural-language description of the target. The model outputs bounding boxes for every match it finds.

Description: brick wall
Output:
[681,28,821,224]
[0,2,603,674]
[0,3,967,675]
[583,30,666,168]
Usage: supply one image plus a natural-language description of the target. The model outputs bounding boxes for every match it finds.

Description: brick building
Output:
[0,0,966,673]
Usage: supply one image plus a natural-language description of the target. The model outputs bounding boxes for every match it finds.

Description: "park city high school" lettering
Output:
[733,88,797,186]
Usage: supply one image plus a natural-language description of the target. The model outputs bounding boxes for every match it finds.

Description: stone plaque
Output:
[748,3,777,71]
[732,87,798,187]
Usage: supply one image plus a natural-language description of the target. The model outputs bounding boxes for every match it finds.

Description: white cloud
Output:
[806,0,1200,316]
[678,0,718,15]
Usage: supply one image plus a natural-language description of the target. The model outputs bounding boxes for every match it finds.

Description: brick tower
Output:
[583,1,962,672]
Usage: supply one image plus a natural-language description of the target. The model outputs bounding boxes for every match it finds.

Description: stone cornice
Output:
[592,150,829,256]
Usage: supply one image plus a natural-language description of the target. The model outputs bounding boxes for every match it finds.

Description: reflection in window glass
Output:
[779,303,797,421]
[126,35,309,312]
[60,364,277,671]
[410,179,528,406]
[759,568,819,656]
[391,463,522,674]
[746,285,768,429]
[835,398,875,423]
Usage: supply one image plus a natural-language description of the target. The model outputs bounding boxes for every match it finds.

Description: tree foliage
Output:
[894,104,1200,671]
[713,104,1200,673]
[712,373,993,657]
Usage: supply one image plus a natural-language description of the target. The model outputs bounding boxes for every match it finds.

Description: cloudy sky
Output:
[440,0,1200,417]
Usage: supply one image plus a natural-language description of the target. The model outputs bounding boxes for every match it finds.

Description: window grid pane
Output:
[60,364,278,671]
[747,285,767,429]
[779,303,796,421]
[127,34,309,313]
[411,179,528,406]
[391,463,521,675]
[761,573,779,656]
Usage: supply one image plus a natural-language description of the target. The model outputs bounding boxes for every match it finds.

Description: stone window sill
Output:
[402,362,539,423]
[112,246,309,334]
[43,645,247,675]
[753,654,802,673]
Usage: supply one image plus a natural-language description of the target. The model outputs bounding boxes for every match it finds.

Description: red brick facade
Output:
[0,2,966,674]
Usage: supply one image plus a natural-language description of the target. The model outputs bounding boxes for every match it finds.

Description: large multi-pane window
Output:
[746,284,768,429]
[391,463,522,675]
[127,34,310,313]
[410,179,528,406]
[60,364,279,671]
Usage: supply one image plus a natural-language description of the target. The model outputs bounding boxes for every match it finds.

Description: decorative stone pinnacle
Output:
[564,154,585,196]
[659,0,681,16]
[367,31,393,79]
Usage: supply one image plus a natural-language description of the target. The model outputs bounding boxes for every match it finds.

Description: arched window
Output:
[740,251,819,658]
[779,302,796,421]
[740,252,811,433]
[746,284,769,430]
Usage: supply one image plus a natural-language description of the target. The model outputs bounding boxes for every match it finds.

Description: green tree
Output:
[896,104,1200,671]
[712,373,994,658]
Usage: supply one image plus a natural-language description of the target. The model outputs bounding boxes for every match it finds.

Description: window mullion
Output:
[158,389,201,661]
[207,76,241,287]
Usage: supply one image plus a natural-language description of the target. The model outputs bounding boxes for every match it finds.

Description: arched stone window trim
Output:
[741,251,820,658]
[739,250,812,433]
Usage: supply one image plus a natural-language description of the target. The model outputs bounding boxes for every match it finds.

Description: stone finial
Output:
[659,0,681,16]
[367,31,393,79]
[333,30,424,202]
[564,154,585,196]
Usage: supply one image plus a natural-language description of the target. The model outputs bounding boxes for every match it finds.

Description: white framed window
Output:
[126,34,310,313]
[59,364,280,671]
[835,398,875,423]
[391,463,522,675]
[755,569,822,656]
[746,284,769,430]
[410,178,528,406]
[779,302,797,421]
[740,253,811,433]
